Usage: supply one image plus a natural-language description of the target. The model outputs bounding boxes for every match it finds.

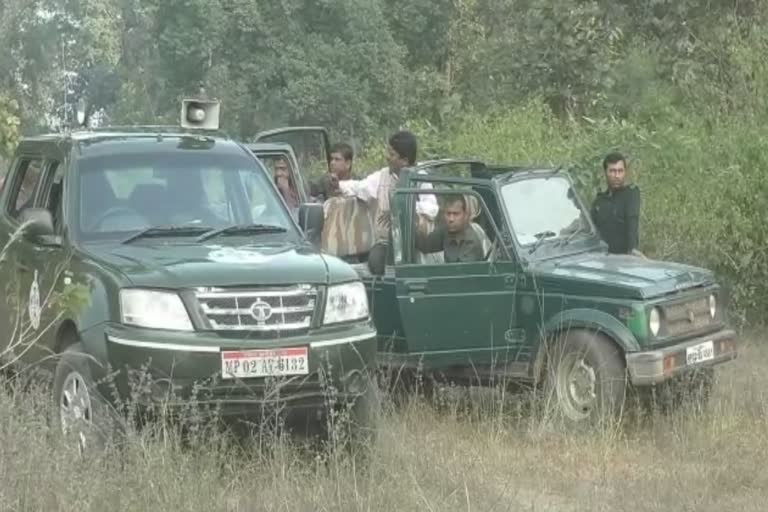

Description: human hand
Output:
[276,176,290,191]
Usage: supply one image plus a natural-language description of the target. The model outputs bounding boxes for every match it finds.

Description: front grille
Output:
[195,285,317,334]
[663,295,714,337]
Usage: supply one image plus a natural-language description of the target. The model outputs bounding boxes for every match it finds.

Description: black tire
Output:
[51,343,123,454]
[322,374,380,464]
[544,330,628,427]
[348,377,380,446]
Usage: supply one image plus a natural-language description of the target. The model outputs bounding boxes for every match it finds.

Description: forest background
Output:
[1,0,766,325]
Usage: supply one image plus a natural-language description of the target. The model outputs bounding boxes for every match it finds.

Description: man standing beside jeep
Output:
[309,142,355,202]
[590,152,642,255]
[367,130,419,275]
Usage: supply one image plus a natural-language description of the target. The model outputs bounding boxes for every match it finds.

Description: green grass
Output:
[1,331,766,511]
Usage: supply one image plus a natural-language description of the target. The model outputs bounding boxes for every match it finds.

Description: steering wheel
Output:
[87,206,144,232]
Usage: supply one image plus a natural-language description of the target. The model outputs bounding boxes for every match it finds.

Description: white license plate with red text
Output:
[221,347,309,379]
[686,340,714,365]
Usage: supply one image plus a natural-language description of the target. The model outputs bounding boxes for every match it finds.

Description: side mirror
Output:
[297,203,324,245]
[18,208,55,239]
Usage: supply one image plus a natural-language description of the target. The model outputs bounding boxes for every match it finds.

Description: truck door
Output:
[0,154,56,370]
[253,126,331,183]
[22,157,70,373]
[391,183,529,384]
[244,146,307,214]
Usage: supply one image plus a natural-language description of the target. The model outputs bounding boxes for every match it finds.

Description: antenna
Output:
[61,33,68,133]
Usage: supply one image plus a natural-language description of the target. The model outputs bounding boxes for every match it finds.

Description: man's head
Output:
[387,130,417,175]
[329,142,353,180]
[602,152,627,191]
[273,156,291,181]
[442,194,470,235]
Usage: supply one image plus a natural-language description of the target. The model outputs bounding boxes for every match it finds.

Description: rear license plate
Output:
[686,340,714,365]
[221,347,309,379]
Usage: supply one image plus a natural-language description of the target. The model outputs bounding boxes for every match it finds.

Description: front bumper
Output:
[626,328,738,386]
[95,322,377,417]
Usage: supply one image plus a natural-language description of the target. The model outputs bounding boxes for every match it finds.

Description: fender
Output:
[55,258,119,372]
[528,308,640,381]
[542,308,641,353]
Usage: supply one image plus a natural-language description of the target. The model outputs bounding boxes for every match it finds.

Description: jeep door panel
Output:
[395,260,533,380]
[353,264,406,354]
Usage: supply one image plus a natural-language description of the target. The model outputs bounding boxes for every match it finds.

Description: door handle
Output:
[404,279,428,293]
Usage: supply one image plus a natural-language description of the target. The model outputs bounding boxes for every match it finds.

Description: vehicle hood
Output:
[79,240,359,288]
[532,252,715,299]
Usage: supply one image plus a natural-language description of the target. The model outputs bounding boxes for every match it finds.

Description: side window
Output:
[8,158,44,219]
[255,131,329,179]
[43,162,64,233]
[405,180,498,265]
[257,153,299,204]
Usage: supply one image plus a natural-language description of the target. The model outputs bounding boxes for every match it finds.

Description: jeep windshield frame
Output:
[67,138,303,244]
[496,170,603,261]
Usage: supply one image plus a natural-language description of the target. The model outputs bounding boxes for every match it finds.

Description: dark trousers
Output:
[367,241,391,275]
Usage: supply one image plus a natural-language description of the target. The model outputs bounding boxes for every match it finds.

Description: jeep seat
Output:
[464,194,493,257]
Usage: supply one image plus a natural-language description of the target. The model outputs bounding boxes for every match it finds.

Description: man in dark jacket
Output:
[590,152,641,255]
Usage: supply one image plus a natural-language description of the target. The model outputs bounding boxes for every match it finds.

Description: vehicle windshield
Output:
[74,149,296,241]
[500,175,595,249]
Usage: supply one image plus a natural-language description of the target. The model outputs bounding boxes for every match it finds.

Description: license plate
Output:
[686,340,714,365]
[221,347,309,379]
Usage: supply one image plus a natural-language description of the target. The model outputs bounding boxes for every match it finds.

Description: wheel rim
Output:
[59,371,93,452]
[555,352,597,421]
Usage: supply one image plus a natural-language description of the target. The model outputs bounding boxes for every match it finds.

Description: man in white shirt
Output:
[337,166,439,219]
[334,131,439,274]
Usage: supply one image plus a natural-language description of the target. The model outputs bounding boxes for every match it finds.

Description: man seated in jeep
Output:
[415,193,486,263]
[272,155,300,211]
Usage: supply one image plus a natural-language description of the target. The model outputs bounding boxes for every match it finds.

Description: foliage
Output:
[1,0,768,321]
[0,96,21,159]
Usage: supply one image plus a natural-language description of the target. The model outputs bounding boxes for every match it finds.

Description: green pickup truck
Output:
[0,100,378,451]
[281,152,738,424]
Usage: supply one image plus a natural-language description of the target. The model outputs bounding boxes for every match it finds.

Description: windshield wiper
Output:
[559,226,590,247]
[122,225,214,244]
[528,230,557,254]
[195,223,287,242]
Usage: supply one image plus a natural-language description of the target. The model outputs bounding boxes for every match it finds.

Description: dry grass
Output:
[1,332,767,512]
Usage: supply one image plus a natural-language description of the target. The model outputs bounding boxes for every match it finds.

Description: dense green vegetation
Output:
[0,0,766,323]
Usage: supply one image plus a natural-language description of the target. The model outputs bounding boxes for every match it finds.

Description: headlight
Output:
[648,307,661,337]
[708,294,717,319]
[120,289,194,331]
[323,282,369,325]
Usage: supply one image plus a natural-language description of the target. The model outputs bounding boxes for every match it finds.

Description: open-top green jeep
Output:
[298,156,738,423]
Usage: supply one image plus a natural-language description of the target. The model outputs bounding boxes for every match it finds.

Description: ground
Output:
[0,332,766,511]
